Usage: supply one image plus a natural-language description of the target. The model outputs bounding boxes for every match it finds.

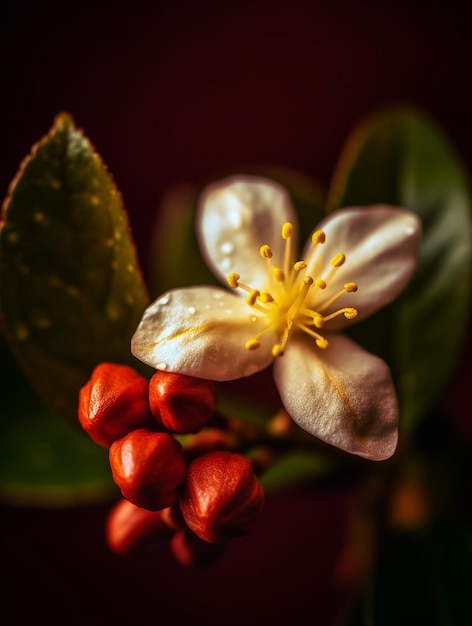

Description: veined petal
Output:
[197,175,298,289]
[303,206,421,328]
[131,286,276,381]
[273,334,398,460]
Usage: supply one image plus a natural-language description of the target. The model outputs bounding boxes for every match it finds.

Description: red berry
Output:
[180,451,264,543]
[149,371,216,434]
[106,499,174,557]
[78,362,154,447]
[109,429,187,511]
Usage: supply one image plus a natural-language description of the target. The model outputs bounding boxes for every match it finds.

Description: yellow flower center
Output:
[227,222,358,357]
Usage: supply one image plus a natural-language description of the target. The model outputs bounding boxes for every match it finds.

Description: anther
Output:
[260,290,274,303]
[343,307,358,320]
[260,245,273,259]
[272,344,284,357]
[312,230,326,245]
[303,276,314,287]
[273,268,285,282]
[246,289,260,306]
[282,222,293,239]
[315,278,327,289]
[313,314,323,328]
[316,338,329,350]
[293,261,307,272]
[331,253,346,267]
[227,272,240,288]
[344,282,358,293]
[245,339,261,351]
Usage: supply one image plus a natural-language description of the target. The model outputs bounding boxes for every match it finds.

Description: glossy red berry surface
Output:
[109,429,187,511]
[180,451,264,543]
[149,371,216,434]
[78,362,154,447]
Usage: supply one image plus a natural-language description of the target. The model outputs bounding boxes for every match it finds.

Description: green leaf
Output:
[0,113,150,424]
[0,334,116,506]
[0,403,117,507]
[326,107,472,433]
[258,449,335,494]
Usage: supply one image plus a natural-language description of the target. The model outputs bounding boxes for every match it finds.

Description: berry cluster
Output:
[78,363,264,567]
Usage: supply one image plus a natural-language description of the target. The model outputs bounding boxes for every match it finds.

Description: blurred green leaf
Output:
[0,334,116,506]
[365,518,472,626]
[0,113,150,424]
[326,107,472,433]
[147,183,217,298]
[259,449,334,494]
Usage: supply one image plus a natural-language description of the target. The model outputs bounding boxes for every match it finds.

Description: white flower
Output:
[132,176,421,460]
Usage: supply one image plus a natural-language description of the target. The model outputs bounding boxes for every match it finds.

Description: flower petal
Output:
[197,175,298,289]
[131,286,277,381]
[303,206,421,328]
[273,334,398,460]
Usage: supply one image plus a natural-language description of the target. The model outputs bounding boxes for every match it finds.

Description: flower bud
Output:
[180,451,264,543]
[109,429,187,511]
[78,362,154,447]
[170,529,226,568]
[106,498,174,557]
[149,371,216,434]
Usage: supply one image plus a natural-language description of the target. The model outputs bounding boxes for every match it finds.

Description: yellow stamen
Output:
[282,222,293,239]
[297,322,329,349]
[344,282,358,293]
[272,344,284,357]
[321,307,358,323]
[246,289,260,306]
[312,229,326,245]
[260,290,274,303]
[229,221,358,357]
[317,280,359,312]
[281,222,293,278]
[260,245,273,259]
[331,253,346,267]
[228,272,240,288]
[343,307,358,320]
[245,339,261,351]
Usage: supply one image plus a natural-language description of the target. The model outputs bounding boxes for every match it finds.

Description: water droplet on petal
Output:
[220,258,231,271]
[159,294,170,305]
[188,306,196,314]
[224,309,232,315]
[213,291,223,300]
[220,241,234,254]
[156,362,168,371]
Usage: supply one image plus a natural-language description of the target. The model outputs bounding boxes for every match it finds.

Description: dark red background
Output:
[1,1,471,624]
